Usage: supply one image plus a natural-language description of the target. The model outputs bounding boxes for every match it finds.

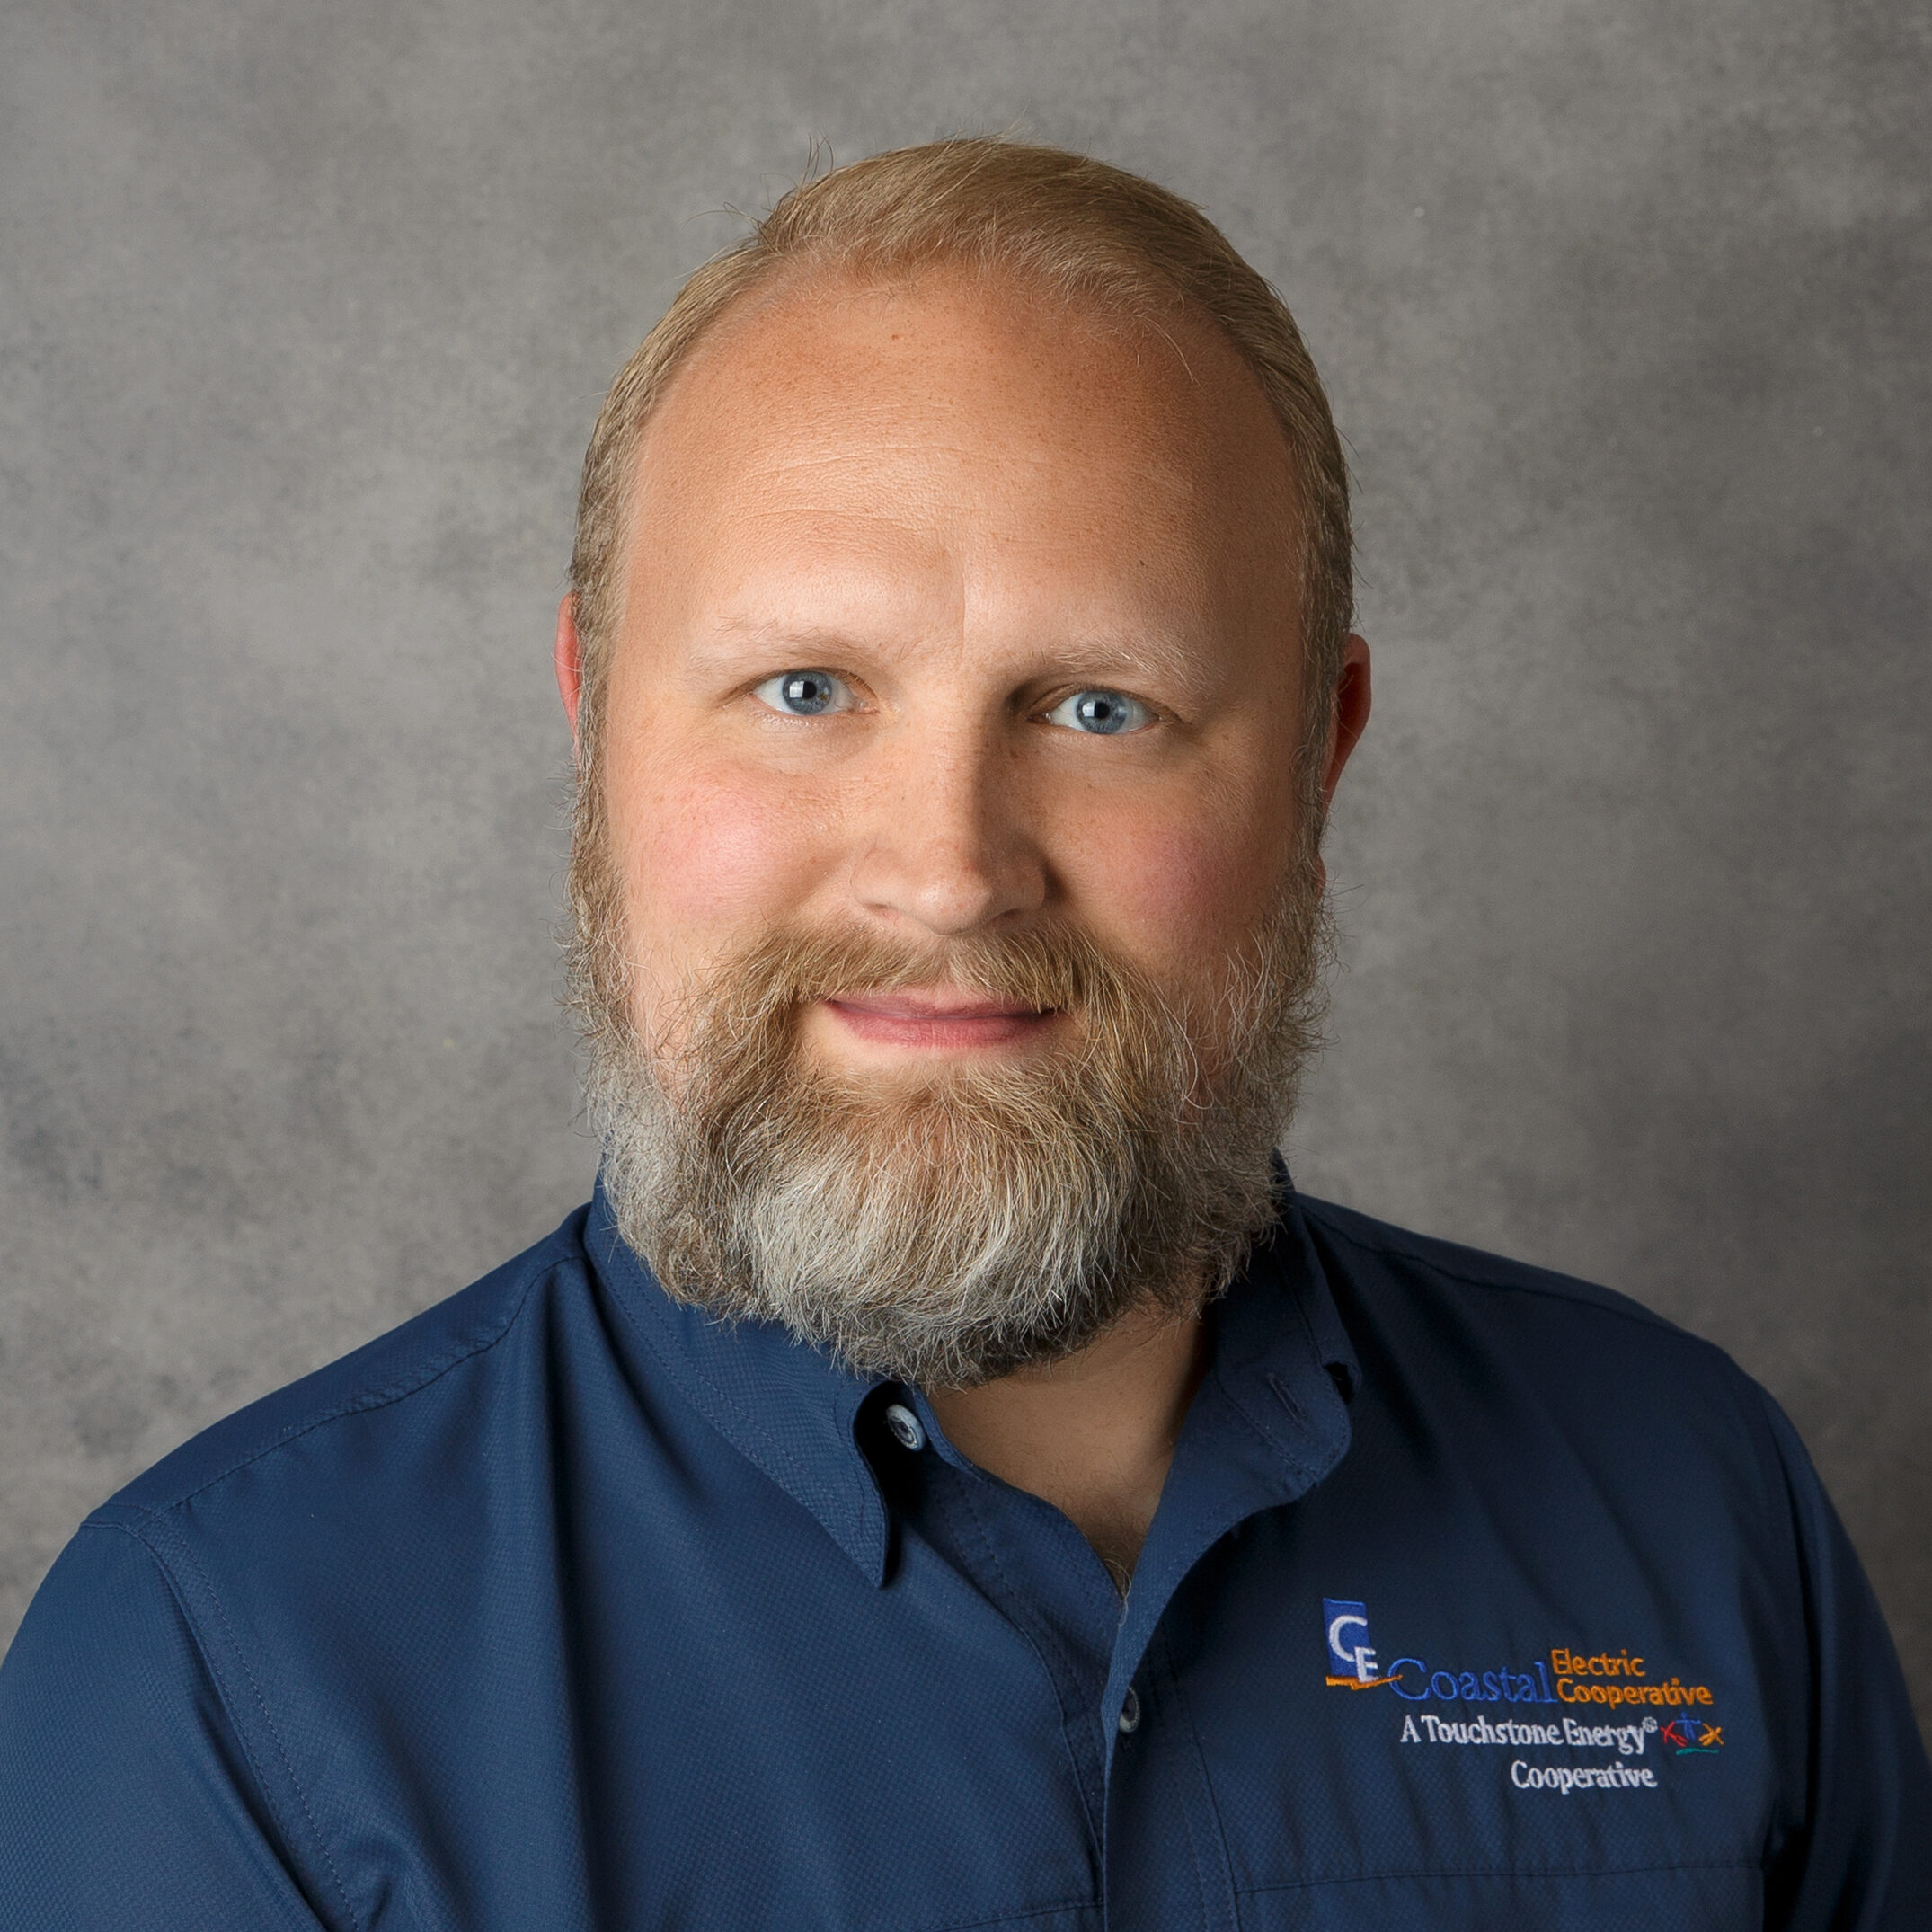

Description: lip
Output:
[820,990,1059,1050]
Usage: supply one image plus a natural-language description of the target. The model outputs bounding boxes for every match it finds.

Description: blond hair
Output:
[567,137,1353,779]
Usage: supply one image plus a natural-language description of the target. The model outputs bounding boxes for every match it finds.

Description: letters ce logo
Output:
[1323,1598,1382,1686]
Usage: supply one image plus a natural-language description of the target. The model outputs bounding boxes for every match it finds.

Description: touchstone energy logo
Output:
[1320,1599,1727,1796]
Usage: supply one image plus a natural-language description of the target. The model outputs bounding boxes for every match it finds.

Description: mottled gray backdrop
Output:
[2,0,1927,1729]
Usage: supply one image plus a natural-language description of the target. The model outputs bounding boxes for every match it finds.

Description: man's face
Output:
[563,264,1368,1383]
[593,265,1337,1075]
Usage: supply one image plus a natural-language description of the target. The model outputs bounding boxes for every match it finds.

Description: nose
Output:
[847,721,1048,938]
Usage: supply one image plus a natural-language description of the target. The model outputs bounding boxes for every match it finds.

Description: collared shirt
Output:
[0,1184,1926,1929]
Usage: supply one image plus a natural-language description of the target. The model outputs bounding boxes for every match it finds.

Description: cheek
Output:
[607,752,829,961]
[1059,783,1299,976]
[1097,829,1253,946]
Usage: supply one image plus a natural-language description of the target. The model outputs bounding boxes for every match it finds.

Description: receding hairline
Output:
[618,253,1308,562]
[660,242,1281,391]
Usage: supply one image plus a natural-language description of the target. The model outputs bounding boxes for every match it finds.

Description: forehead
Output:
[620,263,1302,649]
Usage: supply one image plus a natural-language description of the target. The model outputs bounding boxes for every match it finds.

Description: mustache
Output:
[656,920,1189,1068]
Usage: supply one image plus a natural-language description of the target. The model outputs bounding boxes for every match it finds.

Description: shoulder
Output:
[102,1204,594,1523]
[1291,1191,1770,1423]
[1291,1192,1819,1592]
[1299,1191,1709,1342]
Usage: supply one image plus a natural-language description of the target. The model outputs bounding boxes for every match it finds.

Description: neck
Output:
[923,1298,1208,1588]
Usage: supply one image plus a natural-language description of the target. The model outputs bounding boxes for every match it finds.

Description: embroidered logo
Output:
[1660,1717,1724,1754]
[1321,1598,1727,1794]
[1322,1598,1389,1687]
[1318,1603,1720,1715]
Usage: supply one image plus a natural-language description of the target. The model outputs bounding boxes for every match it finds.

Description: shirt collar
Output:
[584,1174,1359,1589]
[585,1179,895,1582]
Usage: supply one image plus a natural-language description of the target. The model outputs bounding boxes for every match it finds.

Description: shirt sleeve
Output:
[0,1519,334,1932]
[1757,1390,1932,1930]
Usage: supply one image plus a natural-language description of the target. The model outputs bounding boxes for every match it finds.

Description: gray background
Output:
[2,0,1927,1735]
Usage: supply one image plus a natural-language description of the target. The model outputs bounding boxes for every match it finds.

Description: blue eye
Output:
[1044,688,1153,735]
[754,669,854,716]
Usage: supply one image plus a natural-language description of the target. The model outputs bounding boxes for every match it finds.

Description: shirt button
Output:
[1117,1687,1142,1734]
[882,1403,926,1453]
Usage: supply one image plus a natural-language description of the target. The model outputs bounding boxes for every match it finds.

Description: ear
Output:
[554,594,584,750]
[1318,634,1371,813]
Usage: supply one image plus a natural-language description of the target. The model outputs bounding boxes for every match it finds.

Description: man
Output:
[0,137,1924,1928]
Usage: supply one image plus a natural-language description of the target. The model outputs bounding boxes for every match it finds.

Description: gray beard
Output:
[573,891,1330,1389]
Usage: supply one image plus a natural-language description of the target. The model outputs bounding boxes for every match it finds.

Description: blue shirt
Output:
[1,1184,1926,1929]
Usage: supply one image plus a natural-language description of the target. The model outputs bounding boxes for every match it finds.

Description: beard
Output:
[567,807,1331,1388]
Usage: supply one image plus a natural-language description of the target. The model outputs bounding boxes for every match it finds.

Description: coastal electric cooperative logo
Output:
[1322,1600,1724,1795]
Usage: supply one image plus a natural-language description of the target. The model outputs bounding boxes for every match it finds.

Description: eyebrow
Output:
[705,619,869,660]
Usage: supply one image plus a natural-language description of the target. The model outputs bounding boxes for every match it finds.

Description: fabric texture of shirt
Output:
[1,1183,1926,1929]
